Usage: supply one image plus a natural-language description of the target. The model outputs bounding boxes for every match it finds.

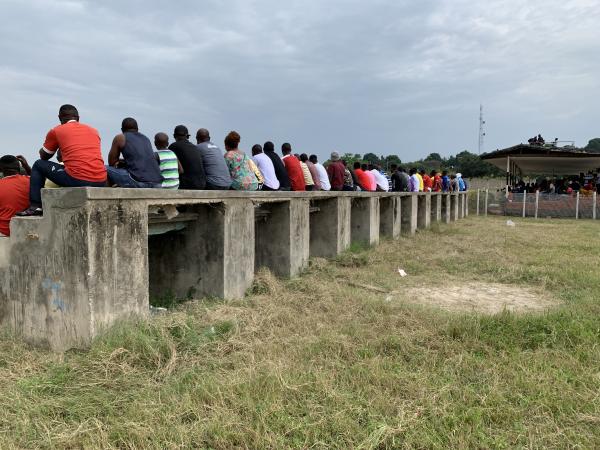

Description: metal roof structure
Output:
[481,144,600,175]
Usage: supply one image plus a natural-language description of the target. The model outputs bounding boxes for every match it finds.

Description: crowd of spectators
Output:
[0,104,468,236]
[511,172,600,196]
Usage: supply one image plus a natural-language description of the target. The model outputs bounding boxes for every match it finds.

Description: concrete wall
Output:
[0,189,468,351]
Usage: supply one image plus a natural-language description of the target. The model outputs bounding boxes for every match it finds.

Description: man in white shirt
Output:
[252,144,280,190]
[309,154,331,191]
[369,164,389,192]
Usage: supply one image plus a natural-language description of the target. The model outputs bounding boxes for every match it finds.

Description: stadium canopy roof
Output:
[481,144,600,175]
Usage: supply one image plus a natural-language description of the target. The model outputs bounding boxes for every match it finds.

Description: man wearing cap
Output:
[0,155,31,236]
[326,151,345,191]
[168,125,206,190]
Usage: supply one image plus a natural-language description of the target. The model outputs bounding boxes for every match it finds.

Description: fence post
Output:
[476,189,480,216]
[594,192,597,220]
[535,190,539,219]
[522,192,526,218]
[484,189,488,217]
[575,192,580,220]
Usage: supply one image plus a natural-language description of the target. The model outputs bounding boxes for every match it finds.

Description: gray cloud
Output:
[1,0,599,164]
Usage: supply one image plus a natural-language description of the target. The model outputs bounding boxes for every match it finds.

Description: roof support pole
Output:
[535,190,539,219]
[593,192,597,220]
[522,192,527,218]
[506,155,510,198]
[575,192,580,220]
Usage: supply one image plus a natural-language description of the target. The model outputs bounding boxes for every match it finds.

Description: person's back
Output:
[252,145,279,190]
[47,120,106,183]
[196,129,232,189]
[300,154,318,190]
[263,142,291,190]
[223,131,258,191]
[281,144,305,191]
[169,126,206,190]
[326,153,345,190]
[155,149,179,189]
[363,167,376,191]
[310,155,331,191]
[421,172,432,192]
[441,172,450,192]
[370,168,389,191]
[408,169,420,192]
[121,131,163,183]
[0,156,30,236]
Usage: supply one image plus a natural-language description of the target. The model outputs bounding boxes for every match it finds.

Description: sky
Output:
[1,0,599,164]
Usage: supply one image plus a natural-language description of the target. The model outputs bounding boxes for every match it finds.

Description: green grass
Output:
[1,216,600,448]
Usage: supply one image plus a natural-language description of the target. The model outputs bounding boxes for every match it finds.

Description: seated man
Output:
[252,144,279,191]
[0,155,31,236]
[107,118,163,188]
[281,143,305,191]
[369,164,389,192]
[154,132,182,189]
[18,104,107,216]
[168,125,207,190]
[309,154,331,191]
[196,128,232,190]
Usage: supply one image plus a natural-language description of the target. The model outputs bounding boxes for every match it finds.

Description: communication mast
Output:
[478,104,486,154]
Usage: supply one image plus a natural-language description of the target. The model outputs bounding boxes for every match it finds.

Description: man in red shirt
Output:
[281,143,305,191]
[353,162,376,191]
[18,104,107,216]
[430,170,442,192]
[0,155,31,236]
[326,151,345,191]
[421,169,433,192]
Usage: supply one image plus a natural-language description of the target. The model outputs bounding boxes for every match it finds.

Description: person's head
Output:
[0,155,20,176]
[361,163,368,171]
[299,153,308,162]
[450,174,456,179]
[196,128,210,144]
[309,154,318,164]
[367,164,374,171]
[409,168,417,175]
[281,143,292,155]
[419,169,426,175]
[430,170,436,177]
[154,132,169,149]
[252,144,263,156]
[121,117,138,133]
[173,125,190,142]
[442,170,448,176]
[330,151,340,162]
[353,161,361,170]
[398,166,405,173]
[264,141,275,153]
[390,164,398,171]
[342,160,347,167]
[224,131,241,151]
[58,104,79,124]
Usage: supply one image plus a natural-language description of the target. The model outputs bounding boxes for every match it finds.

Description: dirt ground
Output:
[402,282,556,314]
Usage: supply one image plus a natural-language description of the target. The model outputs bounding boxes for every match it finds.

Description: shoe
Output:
[16,207,43,217]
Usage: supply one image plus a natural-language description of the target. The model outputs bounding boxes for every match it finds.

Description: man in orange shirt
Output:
[281,143,305,191]
[420,169,433,192]
[18,104,107,216]
[353,162,376,191]
[0,155,31,236]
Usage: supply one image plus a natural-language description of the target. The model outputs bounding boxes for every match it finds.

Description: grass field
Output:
[1,216,600,449]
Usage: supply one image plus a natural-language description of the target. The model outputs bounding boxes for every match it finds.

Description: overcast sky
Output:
[1,0,599,164]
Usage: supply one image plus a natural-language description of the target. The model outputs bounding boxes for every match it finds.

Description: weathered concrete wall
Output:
[417,194,432,230]
[309,197,351,258]
[400,195,418,235]
[379,196,401,239]
[350,197,380,246]
[0,188,469,351]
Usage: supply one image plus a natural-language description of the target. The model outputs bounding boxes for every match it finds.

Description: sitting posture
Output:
[223,131,259,191]
[309,154,330,191]
[18,104,107,216]
[0,155,30,236]
[154,133,181,189]
[107,118,163,188]
[168,125,206,190]
[252,144,279,191]
[196,128,232,190]
[281,143,305,191]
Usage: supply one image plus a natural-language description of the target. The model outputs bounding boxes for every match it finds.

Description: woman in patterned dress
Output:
[223,131,259,191]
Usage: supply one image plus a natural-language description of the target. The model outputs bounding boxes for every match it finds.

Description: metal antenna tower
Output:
[478,104,486,154]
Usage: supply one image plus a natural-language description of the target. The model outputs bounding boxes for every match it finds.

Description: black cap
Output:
[174,125,190,137]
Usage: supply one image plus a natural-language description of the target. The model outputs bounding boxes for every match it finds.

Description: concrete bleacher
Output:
[0,188,469,351]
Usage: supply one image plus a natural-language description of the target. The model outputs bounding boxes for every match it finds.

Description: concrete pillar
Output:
[379,196,402,239]
[417,193,432,230]
[458,193,465,219]
[309,196,351,258]
[149,199,255,301]
[255,199,309,278]
[350,197,380,246]
[441,193,451,223]
[2,192,151,351]
[400,194,418,235]
[450,194,459,221]
[464,192,469,217]
[431,194,442,223]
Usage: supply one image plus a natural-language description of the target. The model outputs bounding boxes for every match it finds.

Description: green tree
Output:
[584,138,600,153]
[363,153,381,165]
[425,152,443,162]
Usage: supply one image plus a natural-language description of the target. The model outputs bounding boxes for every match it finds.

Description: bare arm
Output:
[178,160,184,174]
[108,134,125,167]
